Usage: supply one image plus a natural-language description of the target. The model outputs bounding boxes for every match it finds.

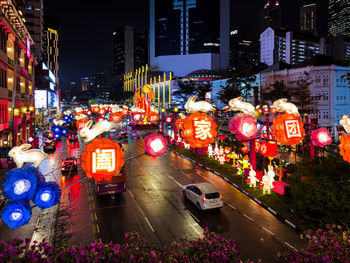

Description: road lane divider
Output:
[243,213,254,222]
[187,210,200,223]
[284,242,297,252]
[227,204,237,210]
[262,227,274,236]
[167,175,183,187]
[144,217,155,232]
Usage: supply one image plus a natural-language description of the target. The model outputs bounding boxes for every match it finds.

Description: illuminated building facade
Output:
[0,0,36,149]
[149,0,229,77]
[300,3,317,36]
[328,0,350,38]
[258,0,282,34]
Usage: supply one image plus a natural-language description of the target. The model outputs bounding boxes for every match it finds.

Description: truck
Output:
[94,165,126,195]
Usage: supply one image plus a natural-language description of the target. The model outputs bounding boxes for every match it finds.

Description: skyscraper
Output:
[328,0,350,37]
[149,0,229,77]
[258,1,282,34]
[17,0,44,61]
[300,3,317,36]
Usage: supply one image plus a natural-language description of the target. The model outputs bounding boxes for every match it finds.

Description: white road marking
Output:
[243,213,254,222]
[128,189,135,199]
[168,175,183,187]
[228,204,237,210]
[284,242,297,252]
[144,217,155,232]
[191,225,202,236]
[187,210,200,223]
[262,227,274,235]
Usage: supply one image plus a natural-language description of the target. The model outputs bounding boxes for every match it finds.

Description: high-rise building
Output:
[300,3,317,36]
[149,0,229,77]
[258,1,282,34]
[328,0,350,37]
[17,0,44,61]
[112,26,148,95]
[0,0,36,148]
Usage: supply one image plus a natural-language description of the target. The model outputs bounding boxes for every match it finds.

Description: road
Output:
[0,135,304,262]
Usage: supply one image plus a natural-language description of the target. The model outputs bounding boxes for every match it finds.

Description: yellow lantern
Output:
[29,106,34,112]
[161,108,166,113]
[13,108,20,116]
[21,106,28,114]
[174,107,179,112]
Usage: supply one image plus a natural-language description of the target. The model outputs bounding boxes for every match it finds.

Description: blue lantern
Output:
[33,182,61,209]
[1,201,32,229]
[3,167,38,201]
[67,118,72,123]
[52,125,61,133]
[63,115,69,121]
[53,133,61,139]
[61,128,68,135]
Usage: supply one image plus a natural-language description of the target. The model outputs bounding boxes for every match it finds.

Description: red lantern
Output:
[241,141,248,154]
[91,106,99,113]
[147,111,159,123]
[98,108,106,115]
[229,113,258,141]
[122,107,128,116]
[270,106,277,114]
[339,134,350,163]
[165,116,172,123]
[245,179,250,184]
[258,182,264,188]
[271,113,305,145]
[76,118,88,130]
[175,118,185,130]
[218,134,227,140]
[109,112,122,123]
[144,133,167,157]
[81,138,124,181]
[266,141,277,157]
[132,112,143,122]
[136,96,151,114]
[181,112,217,148]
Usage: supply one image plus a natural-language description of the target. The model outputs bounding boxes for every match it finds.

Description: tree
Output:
[292,72,312,115]
[173,80,212,104]
[218,73,257,105]
[260,80,292,105]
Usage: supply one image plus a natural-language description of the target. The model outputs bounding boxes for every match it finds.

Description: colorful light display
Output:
[33,182,60,209]
[144,133,168,157]
[109,112,122,124]
[311,128,332,148]
[1,201,32,229]
[181,112,217,148]
[81,138,124,181]
[229,113,258,141]
[339,133,350,163]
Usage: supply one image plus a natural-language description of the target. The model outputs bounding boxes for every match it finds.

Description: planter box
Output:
[272,181,289,195]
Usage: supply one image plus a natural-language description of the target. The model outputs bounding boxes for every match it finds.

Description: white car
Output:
[183,183,223,210]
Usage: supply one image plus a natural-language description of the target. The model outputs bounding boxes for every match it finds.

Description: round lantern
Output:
[175,118,185,130]
[311,128,332,148]
[339,133,350,163]
[98,108,106,115]
[136,95,151,114]
[91,106,99,113]
[147,111,159,123]
[165,116,172,123]
[122,107,128,116]
[229,113,258,141]
[132,112,143,122]
[109,112,122,124]
[1,201,32,229]
[144,133,168,157]
[33,182,60,209]
[76,118,88,130]
[255,140,261,153]
[81,138,124,181]
[271,113,305,145]
[181,112,217,148]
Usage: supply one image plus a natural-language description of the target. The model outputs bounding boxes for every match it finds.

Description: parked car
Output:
[182,183,223,210]
[61,157,78,174]
[43,140,56,154]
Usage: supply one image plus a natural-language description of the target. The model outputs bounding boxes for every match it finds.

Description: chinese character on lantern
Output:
[181,112,217,148]
[81,138,124,181]
[272,113,305,145]
[284,120,302,139]
[109,112,122,123]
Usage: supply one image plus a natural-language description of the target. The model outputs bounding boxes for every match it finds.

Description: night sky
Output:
[44,0,328,84]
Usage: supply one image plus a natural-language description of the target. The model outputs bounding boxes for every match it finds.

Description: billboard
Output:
[35,90,47,109]
[48,91,58,108]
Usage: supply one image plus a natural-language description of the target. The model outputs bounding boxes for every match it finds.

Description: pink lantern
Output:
[311,128,332,148]
[229,113,258,141]
[144,133,167,157]
[132,112,143,122]
[165,116,172,123]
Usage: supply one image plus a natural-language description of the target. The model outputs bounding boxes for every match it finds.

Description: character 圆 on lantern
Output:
[81,138,124,181]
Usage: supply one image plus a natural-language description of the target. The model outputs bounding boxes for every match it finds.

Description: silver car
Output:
[183,183,223,210]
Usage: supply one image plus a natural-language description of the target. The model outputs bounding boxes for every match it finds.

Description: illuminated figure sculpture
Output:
[219,154,225,164]
[248,165,258,187]
[214,143,219,160]
[184,95,215,113]
[8,144,47,168]
[262,165,275,194]
[207,144,214,157]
